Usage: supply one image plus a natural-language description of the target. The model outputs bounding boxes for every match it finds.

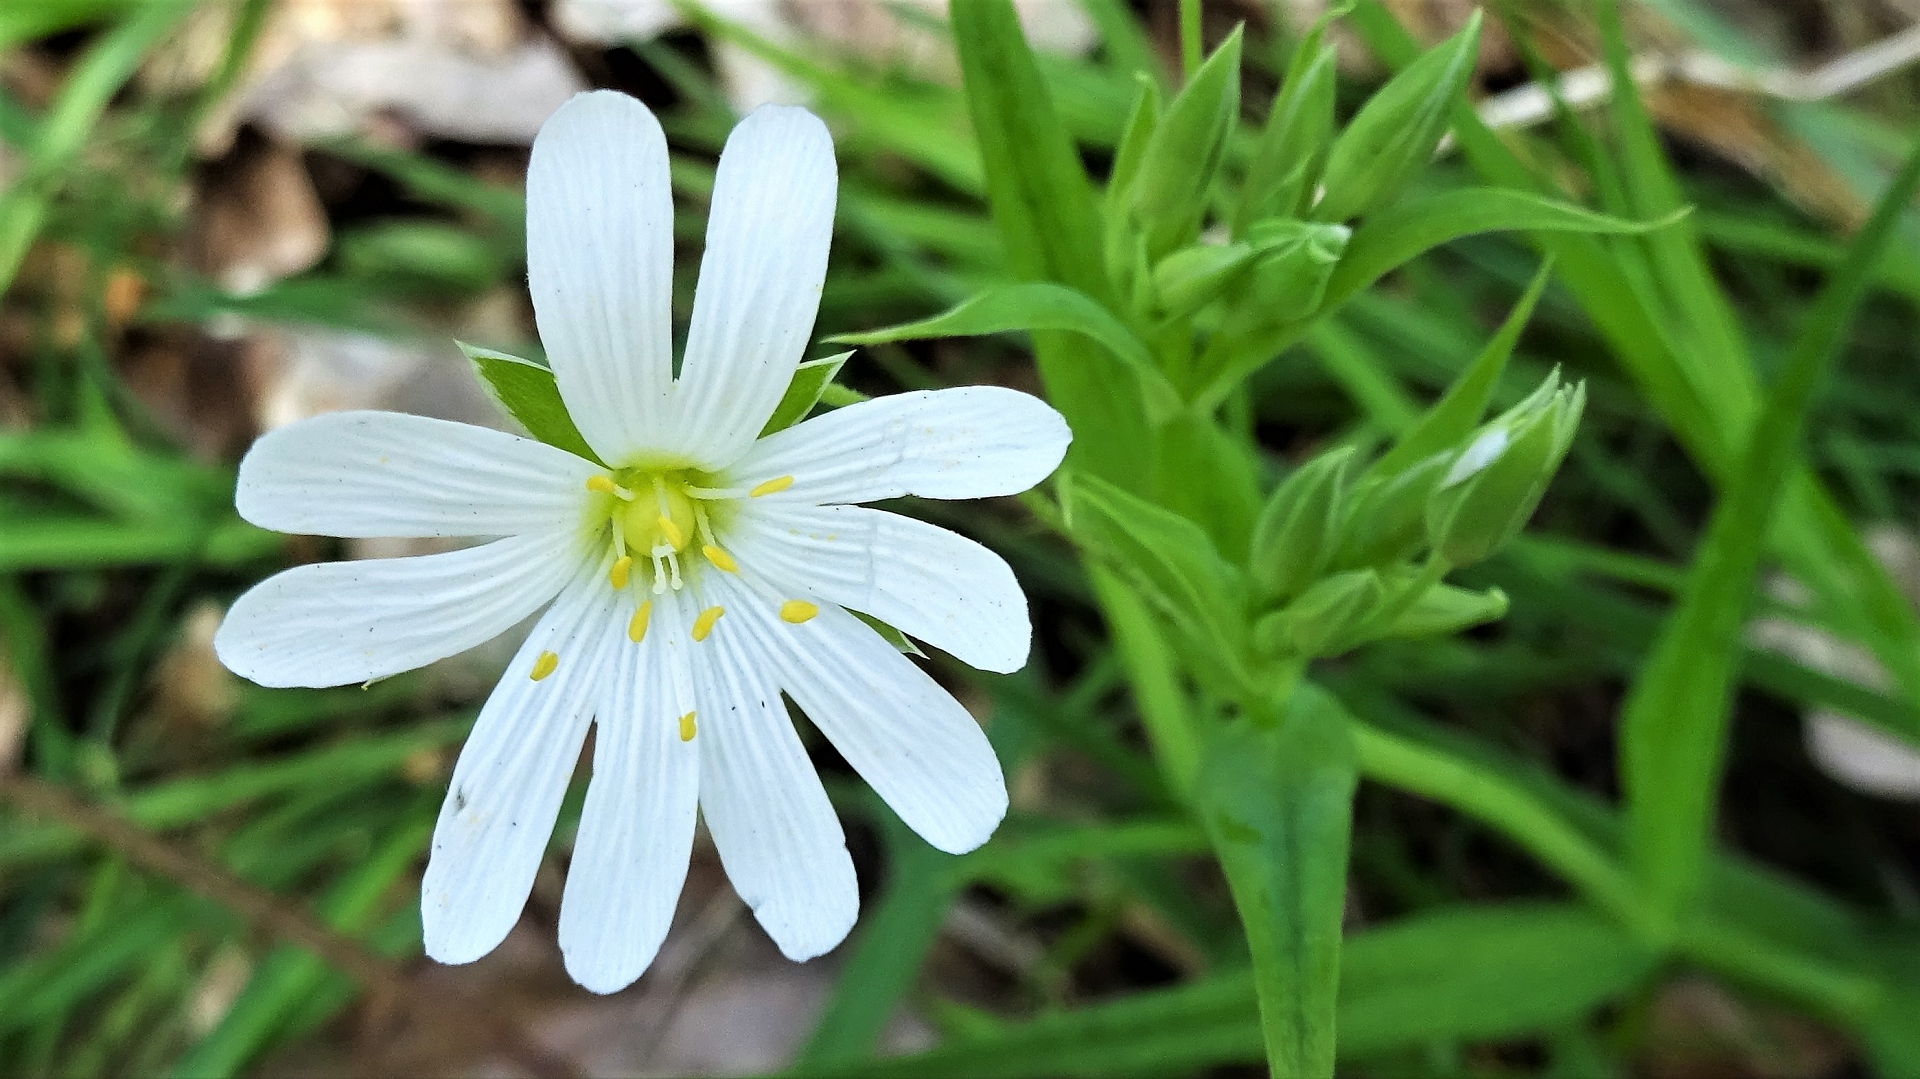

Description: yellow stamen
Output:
[703,544,738,573]
[628,600,652,643]
[679,711,697,741]
[692,605,724,641]
[585,475,617,494]
[530,650,559,681]
[656,514,686,550]
[609,555,633,590]
[749,475,794,498]
[780,600,819,624]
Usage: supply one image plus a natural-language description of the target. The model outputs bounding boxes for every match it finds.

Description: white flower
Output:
[213,91,1070,993]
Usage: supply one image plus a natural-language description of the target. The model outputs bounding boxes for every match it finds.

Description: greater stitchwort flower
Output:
[214,91,1070,992]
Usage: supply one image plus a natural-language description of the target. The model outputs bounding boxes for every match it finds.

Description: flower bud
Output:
[1250,446,1354,600]
[1336,451,1449,569]
[1425,375,1585,566]
[1151,242,1256,319]
[1239,219,1349,324]
[1313,11,1481,222]
[1255,568,1389,658]
[1128,28,1243,260]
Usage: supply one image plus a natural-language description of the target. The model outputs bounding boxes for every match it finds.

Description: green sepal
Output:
[1424,374,1586,566]
[1313,10,1481,223]
[1250,446,1354,601]
[853,609,925,658]
[1234,36,1337,233]
[1380,580,1509,639]
[1254,568,1389,658]
[1127,26,1243,260]
[458,341,602,464]
[760,350,854,436]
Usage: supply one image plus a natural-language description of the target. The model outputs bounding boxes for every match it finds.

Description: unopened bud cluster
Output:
[1247,370,1583,662]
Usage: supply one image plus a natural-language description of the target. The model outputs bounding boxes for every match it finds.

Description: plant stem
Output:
[1180,0,1203,79]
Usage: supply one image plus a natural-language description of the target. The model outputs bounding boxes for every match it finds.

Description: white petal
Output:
[236,410,595,539]
[421,563,622,965]
[558,588,702,993]
[715,577,1006,854]
[733,387,1070,506]
[527,90,676,463]
[214,532,583,688]
[732,504,1030,674]
[692,590,857,960]
[672,106,836,467]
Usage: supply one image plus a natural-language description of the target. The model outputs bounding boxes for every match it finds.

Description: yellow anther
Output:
[703,544,738,573]
[530,650,559,681]
[609,555,633,590]
[749,475,794,498]
[679,711,697,742]
[585,475,617,494]
[628,600,652,643]
[780,600,820,624]
[656,514,686,550]
[692,605,724,641]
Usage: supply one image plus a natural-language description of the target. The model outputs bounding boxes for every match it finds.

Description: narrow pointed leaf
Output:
[760,351,854,436]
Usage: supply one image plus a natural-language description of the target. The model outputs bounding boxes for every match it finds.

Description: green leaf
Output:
[805,902,1653,1077]
[795,823,956,1069]
[952,0,1152,483]
[1372,258,1554,478]
[1321,189,1683,316]
[457,342,601,465]
[1063,472,1251,693]
[1336,902,1658,1055]
[759,350,853,436]
[1313,11,1480,223]
[830,284,1179,419]
[1199,685,1357,1078]
[1620,131,1920,927]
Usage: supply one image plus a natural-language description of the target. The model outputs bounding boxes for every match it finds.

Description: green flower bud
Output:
[1314,11,1482,223]
[1335,451,1449,569]
[1250,446,1354,600]
[1151,242,1256,319]
[1128,28,1243,260]
[1380,580,1509,638]
[1425,375,1586,566]
[1255,568,1389,658]
[1240,219,1349,324]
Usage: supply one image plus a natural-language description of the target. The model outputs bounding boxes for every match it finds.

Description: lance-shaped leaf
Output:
[831,284,1180,419]
[1371,259,1554,479]
[458,342,601,464]
[1064,472,1251,691]
[1198,684,1357,1079]
[1621,131,1920,925]
[1313,12,1480,223]
[759,350,853,436]
[1319,188,1683,316]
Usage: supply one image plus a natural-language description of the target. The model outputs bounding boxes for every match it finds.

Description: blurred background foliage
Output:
[7,0,1920,1075]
